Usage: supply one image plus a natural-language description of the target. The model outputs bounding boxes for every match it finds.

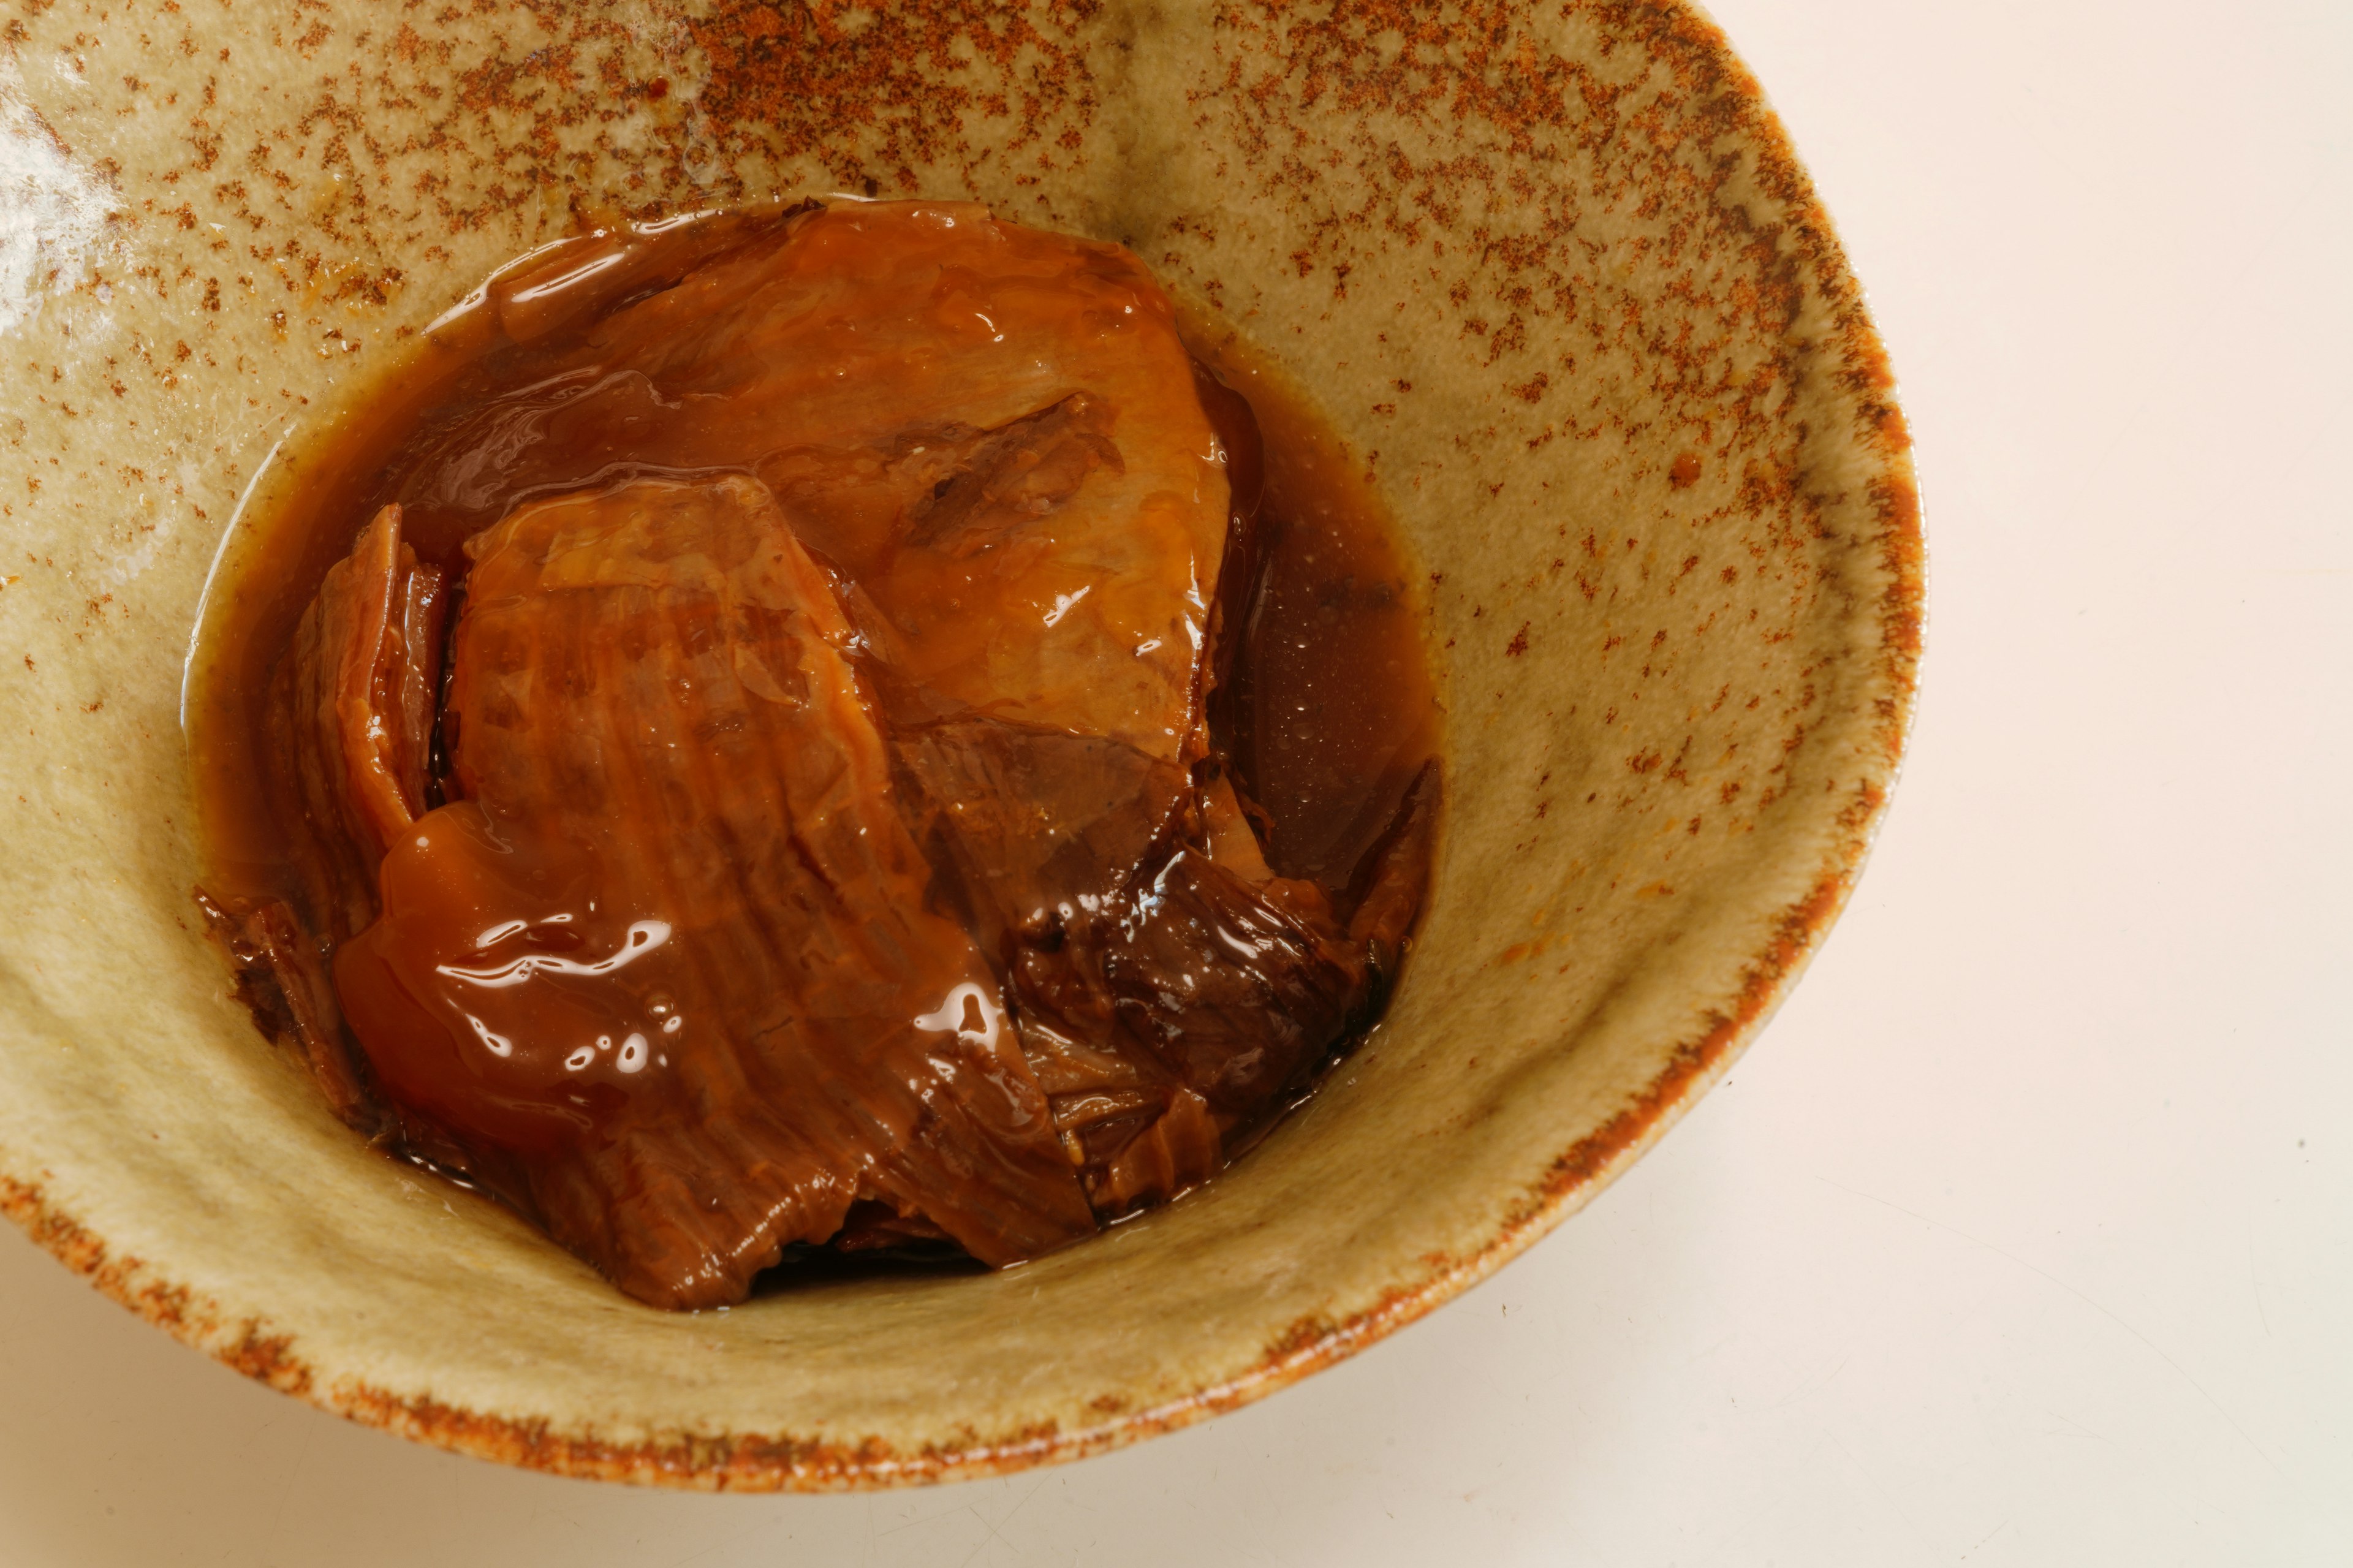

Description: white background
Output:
[5,1,2348,1561]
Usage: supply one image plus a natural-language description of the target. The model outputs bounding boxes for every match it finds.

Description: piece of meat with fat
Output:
[332,475,1095,1308]
[200,502,444,1127]
[392,201,1228,769]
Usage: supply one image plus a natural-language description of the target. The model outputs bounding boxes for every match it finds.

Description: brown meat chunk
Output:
[392,201,1229,768]
[194,890,373,1129]
[197,503,443,1128]
[334,475,1094,1308]
[890,718,1186,952]
[265,501,445,941]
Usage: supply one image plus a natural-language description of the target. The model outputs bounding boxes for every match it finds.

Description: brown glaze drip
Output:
[189,200,1440,1309]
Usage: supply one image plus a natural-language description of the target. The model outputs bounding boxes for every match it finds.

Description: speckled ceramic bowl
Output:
[0,0,1918,1488]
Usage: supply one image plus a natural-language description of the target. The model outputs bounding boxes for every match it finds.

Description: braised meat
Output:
[335,476,1093,1307]
[199,501,443,1126]
[197,201,1438,1308]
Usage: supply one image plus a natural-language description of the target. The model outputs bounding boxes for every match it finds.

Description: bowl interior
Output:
[0,0,1917,1487]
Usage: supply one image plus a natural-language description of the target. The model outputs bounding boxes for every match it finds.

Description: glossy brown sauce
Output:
[187,201,1441,1307]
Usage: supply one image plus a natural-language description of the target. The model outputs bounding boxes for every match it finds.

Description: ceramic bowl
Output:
[0,0,1919,1488]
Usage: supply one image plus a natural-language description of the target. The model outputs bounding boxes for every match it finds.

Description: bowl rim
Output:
[0,0,1922,1491]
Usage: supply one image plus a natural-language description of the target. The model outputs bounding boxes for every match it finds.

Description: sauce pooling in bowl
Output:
[188,200,1441,1308]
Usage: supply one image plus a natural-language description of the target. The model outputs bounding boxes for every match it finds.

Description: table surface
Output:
[6,1,2348,1562]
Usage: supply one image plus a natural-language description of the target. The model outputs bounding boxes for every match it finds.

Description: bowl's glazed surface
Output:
[0,0,1918,1487]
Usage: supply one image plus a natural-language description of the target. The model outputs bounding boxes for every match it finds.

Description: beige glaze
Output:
[0,0,1919,1488]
